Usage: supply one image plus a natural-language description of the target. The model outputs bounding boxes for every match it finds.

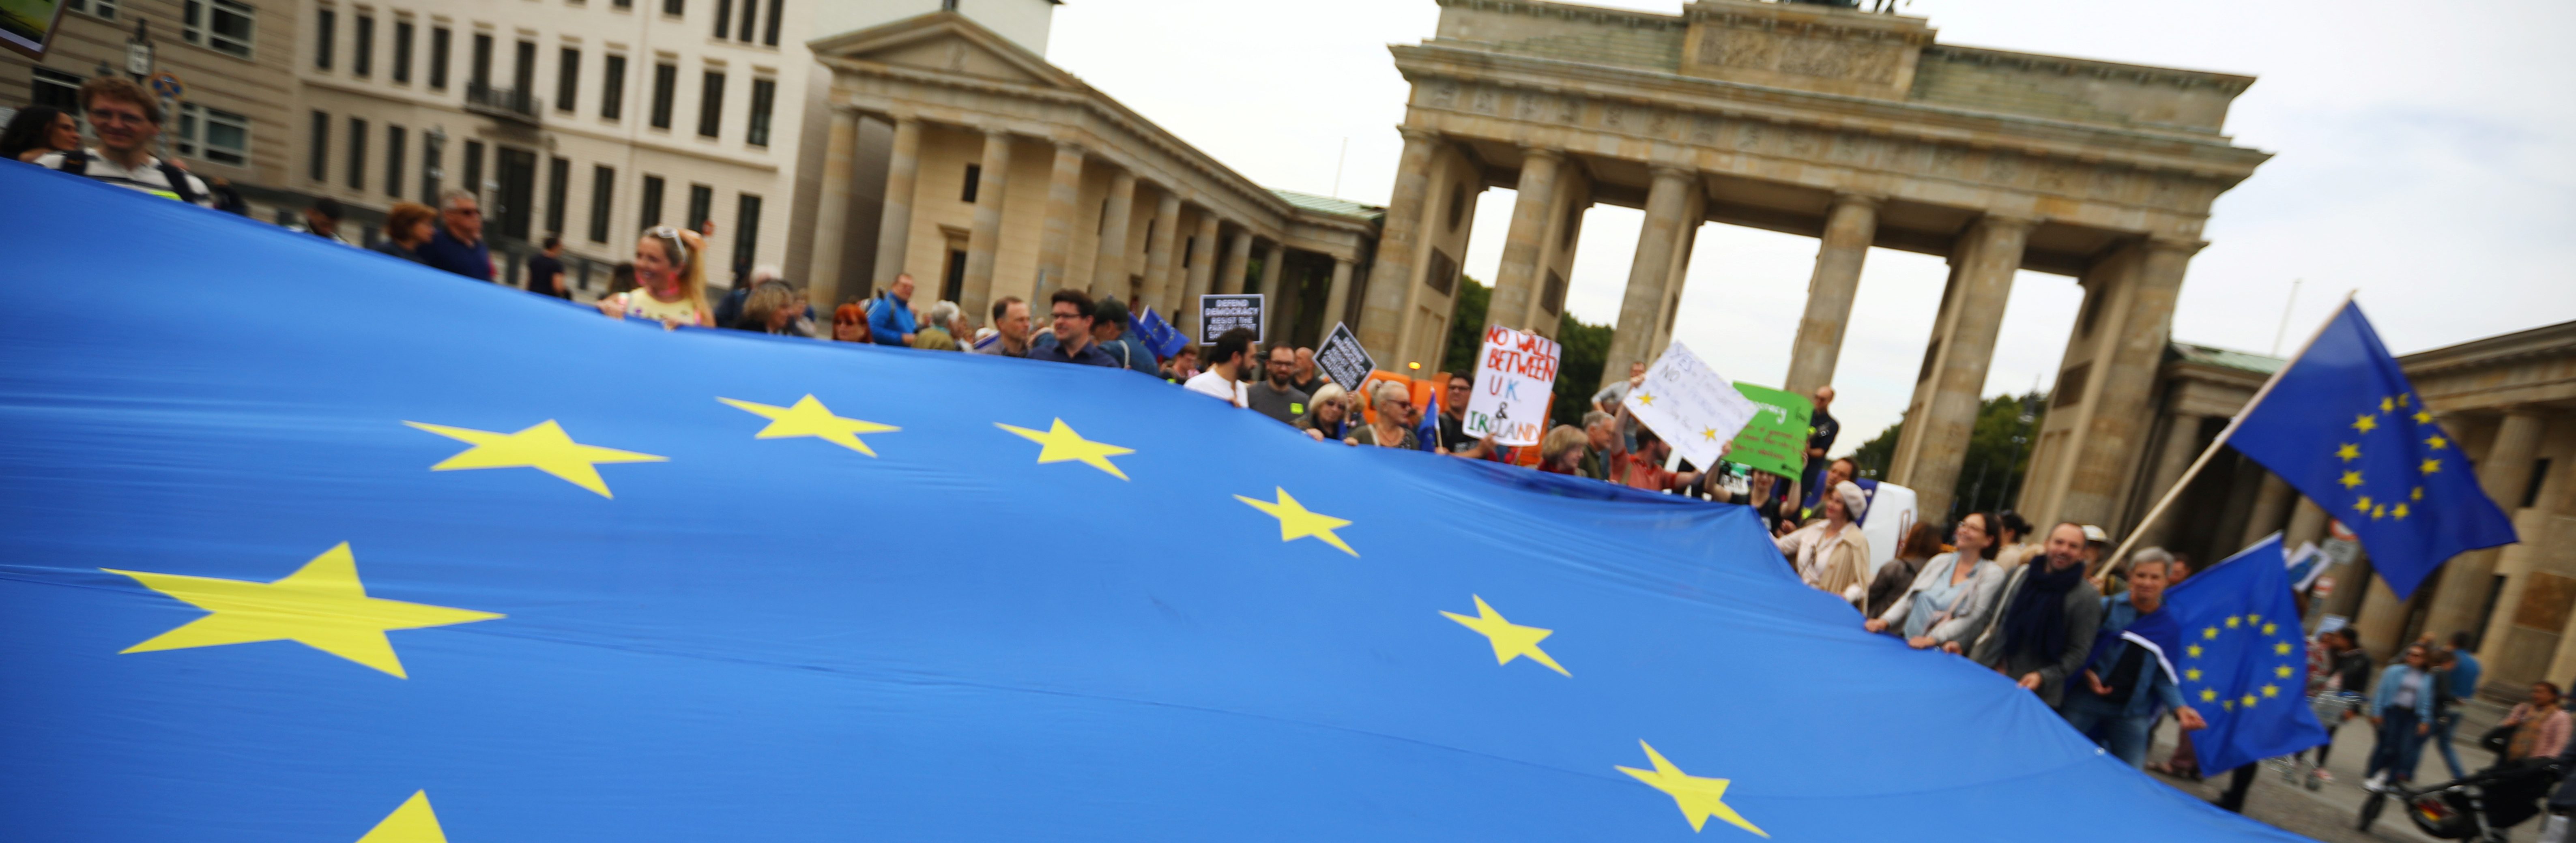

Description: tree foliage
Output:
[1435,276,1612,430]
[1848,392,2047,520]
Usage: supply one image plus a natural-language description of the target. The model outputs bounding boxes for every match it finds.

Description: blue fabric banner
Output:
[0,165,2307,841]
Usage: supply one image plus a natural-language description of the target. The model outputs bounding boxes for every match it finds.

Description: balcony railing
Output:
[464,83,542,125]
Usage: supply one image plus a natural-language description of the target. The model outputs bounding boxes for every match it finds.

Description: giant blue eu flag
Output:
[2130,535,2331,774]
[0,165,2310,840]
[2227,301,2518,598]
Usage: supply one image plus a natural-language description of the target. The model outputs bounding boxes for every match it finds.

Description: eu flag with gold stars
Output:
[2227,301,2517,598]
[2142,535,2330,773]
[0,163,2316,840]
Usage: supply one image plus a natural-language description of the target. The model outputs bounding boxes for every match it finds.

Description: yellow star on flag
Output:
[2338,470,2363,489]
[2372,504,2387,520]
[2262,684,2281,698]
[2225,616,2241,629]
[2262,622,2278,635]
[2393,503,2410,519]
[406,419,665,498]
[1235,487,1357,556]
[2276,665,2294,678]
[2412,486,2424,501]
[1440,595,1568,676]
[719,395,898,456]
[2243,693,2260,708]
[997,418,1134,480]
[2426,435,2448,450]
[2414,410,2434,425]
[356,790,449,843]
[2187,644,2204,658]
[2352,414,2378,433]
[2201,688,2219,702]
[1616,741,1767,837]
[2398,393,2412,407]
[2223,699,2236,711]
[2381,397,2395,413]
[2203,626,2219,640]
[2185,667,2203,682]
[2354,496,2374,513]
[2421,458,2442,474]
[2275,641,2294,656]
[105,543,503,678]
[2249,613,2262,624]
[2335,443,2360,462]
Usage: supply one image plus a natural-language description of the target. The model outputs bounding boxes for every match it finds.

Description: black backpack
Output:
[54,150,207,206]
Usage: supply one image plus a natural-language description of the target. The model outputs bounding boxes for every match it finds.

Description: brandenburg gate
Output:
[1365,0,2270,524]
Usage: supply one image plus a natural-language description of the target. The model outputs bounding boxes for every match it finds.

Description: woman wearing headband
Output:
[595,226,713,328]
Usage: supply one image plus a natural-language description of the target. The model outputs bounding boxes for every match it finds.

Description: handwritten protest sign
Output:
[1198,294,1264,343]
[1462,325,1560,447]
[1725,382,1814,478]
[1314,322,1375,393]
[1621,342,1758,471]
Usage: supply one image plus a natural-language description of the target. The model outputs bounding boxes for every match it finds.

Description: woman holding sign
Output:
[1775,481,1871,604]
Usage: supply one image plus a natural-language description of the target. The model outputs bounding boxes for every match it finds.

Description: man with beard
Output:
[1959,522,2105,710]
[1246,344,1311,425]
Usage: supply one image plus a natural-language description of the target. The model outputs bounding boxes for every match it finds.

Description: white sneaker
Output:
[2364,773,2388,792]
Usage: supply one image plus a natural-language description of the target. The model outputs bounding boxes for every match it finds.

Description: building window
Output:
[314,8,336,71]
[762,0,780,45]
[420,132,443,204]
[556,47,580,112]
[649,62,677,129]
[712,0,730,38]
[696,70,724,138]
[470,32,493,90]
[461,139,484,201]
[600,55,627,120]
[31,68,83,110]
[939,0,956,11]
[736,0,756,43]
[546,156,571,236]
[639,175,665,228]
[183,0,256,59]
[960,163,979,202]
[64,0,116,20]
[614,0,629,7]
[391,19,412,82]
[175,103,250,167]
[589,165,615,243]
[428,26,450,90]
[346,117,368,190]
[384,124,406,197]
[2053,362,2092,409]
[662,0,682,15]
[744,77,774,147]
[686,184,712,230]
[732,193,761,272]
[352,14,373,76]
[513,40,536,95]
[307,111,329,181]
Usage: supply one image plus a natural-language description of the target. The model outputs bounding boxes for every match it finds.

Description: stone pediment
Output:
[807,12,1078,90]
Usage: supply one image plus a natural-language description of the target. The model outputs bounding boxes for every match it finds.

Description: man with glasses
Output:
[34,78,212,207]
[1245,344,1310,425]
[1024,289,1118,367]
[1433,374,1493,459]
[417,189,494,281]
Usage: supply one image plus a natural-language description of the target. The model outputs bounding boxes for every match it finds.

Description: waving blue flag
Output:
[0,165,2313,841]
[2156,535,2333,773]
[1133,306,1188,359]
[2227,302,2518,598]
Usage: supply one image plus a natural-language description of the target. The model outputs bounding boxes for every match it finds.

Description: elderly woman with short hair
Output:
[1537,425,1590,475]
[1295,382,1356,444]
[1346,382,1420,450]
[1776,480,1872,603]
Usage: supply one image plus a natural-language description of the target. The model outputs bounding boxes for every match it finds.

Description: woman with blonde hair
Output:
[1537,424,1589,475]
[738,281,808,336]
[595,225,712,328]
[1293,382,1355,443]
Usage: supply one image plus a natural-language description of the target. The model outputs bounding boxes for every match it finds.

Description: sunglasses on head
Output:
[645,226,691,264]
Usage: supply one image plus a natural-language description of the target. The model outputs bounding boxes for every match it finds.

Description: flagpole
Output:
[2093,290,2357,590]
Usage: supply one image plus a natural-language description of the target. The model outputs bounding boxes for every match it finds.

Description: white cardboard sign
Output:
[1462,325,1561,447]
[1622,341,1758,470]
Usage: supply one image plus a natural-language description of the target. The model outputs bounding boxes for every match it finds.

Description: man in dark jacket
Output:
[1963,522,2104,709]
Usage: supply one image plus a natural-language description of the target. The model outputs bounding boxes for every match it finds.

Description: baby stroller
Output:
[2359,757,2567,841]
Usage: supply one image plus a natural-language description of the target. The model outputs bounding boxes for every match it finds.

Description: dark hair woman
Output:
[1863,522,1945,619]
[1,106,80,163]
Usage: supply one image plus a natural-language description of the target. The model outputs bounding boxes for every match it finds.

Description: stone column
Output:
[1602,165,1696,385]
[2420,408,2546,646]
[1142,192,1182,313]
[1091,169,1137,297]
[1359,127,1443,357]
[1179,213,1220,332]
[1256,242,1286,341]
[2241,472,2297,549]
[1899,215,2033,521]
[960,128,1014,323]
[2352,568,2412,661]
[2321,544,2377,624]
[1783,193,1881,397]
[805,106,860,309]
[1488,147,1562,333]
[1033,140,1087,306]
[870,115,923,296]
[1219,228,1254,297]
[2136,413,2204,548]
[2058,238,2198,530]
[1646,187,1704,359]
[1321,256,1355,335]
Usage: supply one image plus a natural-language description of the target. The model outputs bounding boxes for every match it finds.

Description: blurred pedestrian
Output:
[1290,347,1324,395]
[1993,511,2040,569]
[738,281,808,336]
[1162,345,1201,384]
[970,296,1032,357]
[1778,480,1870,602]
[368,202,437,265]
[2059,549,2206,768]
[1538,424,1588,475]
[2434,631,2485,779]
[32,78,211,206]
[593,226,710,328]
[1295,383,1354,443]
[1090,298,1157,375]
[1185,328,1255,406]
[1605,412,1697,492]
[831,302,872,343]
[525,235,569,298]
[1026,290,1118,367]
[1248,344,1311,424]
[1871,512,2006,651]
[1965,523,2104,708]
[1593,360,1645,450]
[869,273,920,346]
[1348,382,1420,449]
[0,105,78,162]
[1800,457,1856,521]
[288,198,352,245]
[1865,523,1943,619]
[417,189,493,281]
[2494,681,2569,765]
[911,300,963,350]
[2365,642,2444,791]
[1433,375,1491,458]
[1799,385,1840,511]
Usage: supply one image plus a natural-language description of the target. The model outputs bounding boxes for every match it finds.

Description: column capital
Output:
[1828,191,1885,210]
[1648,164,1696,183]
[1398,125,1443,144]
[2142,234,2207,255]
[1519,145,1565,163]
[1978,212,2041,233]
[1051,139,1088,158]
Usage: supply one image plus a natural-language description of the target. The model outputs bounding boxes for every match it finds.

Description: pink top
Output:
[2506,704,2572,760]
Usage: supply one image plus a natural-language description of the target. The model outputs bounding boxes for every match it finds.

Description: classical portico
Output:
[1374,0,2268,520]
[806,13,1377,339]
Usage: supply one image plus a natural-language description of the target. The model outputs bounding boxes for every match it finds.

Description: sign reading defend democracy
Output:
[1463,326,1560,447]
[1622,342,1759,472]
[1724,382,1813,479]
[1198,294,1264,343]
[1313,322,1375,393]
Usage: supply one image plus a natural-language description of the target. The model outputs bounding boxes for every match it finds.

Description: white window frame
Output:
[67,0,118,21]
[31,68,85,111]
[184,0,259,60]
[176,102,252,167]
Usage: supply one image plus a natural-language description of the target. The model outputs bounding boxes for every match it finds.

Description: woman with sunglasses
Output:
[595,226,713,328]
[831,303,873,343]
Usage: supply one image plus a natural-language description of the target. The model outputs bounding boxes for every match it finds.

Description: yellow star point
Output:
[1701,427,1719,441]
[1440,595,1568,676]
[1235,487,1357,556]
[1635,392,1656,406]
[2249,613,2263,624]
[2414,410,2434,425]
[2201,688,2219,702]
[2203,626,2219,640]
[2372,504,2387,521]
[2353,496,2374,513]
[719,395,898,456]
[2421,458,2442,474]
[406,419,665,498]
[2275,641,2294,656]
[104,543,502,678]
[2425,435,2448,450]
[2398,393,2412,408]
[997,418,1134,480]
[2335,443,2361,462]
[2262,683,2282,698]
[1617,742,1767,838]
[2352,414,2378,434]
[2225,616,2241,628]
[356,790,450,843]
[2381,397,2395,413]
[2185,667,2203,682]
[2243,693,2259,708]
[2393,503,2410,519]
[2223,699,2236,711]
[2186,644,2204,658]
[2412,486,2424,501]
[2262,622,2278,635]
[2338,470,2363,489]
[2276,665,2295,678]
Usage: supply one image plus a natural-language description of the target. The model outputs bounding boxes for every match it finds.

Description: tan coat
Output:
[1779,521,1872,603]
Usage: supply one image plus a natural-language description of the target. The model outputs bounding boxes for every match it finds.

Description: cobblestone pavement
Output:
[2137,699,2550,843]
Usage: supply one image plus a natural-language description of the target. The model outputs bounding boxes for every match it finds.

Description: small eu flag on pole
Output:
[2225,301,2518,598]
[1133,307,1189,359]
[2129,535,2331,773]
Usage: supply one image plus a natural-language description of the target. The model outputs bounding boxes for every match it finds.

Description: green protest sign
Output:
[1726,382,1813,479]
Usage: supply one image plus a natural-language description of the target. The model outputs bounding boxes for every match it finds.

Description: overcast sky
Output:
[1044,0,2576,453]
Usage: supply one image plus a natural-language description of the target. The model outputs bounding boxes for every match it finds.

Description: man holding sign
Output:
[1619,342,1760,475]
[1459,325,1560,455]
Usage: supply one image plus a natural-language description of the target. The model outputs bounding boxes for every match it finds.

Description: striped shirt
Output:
[32,148,215,208]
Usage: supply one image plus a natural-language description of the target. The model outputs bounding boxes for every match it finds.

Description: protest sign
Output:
[1314,322,1375,394]
[1462,325,1559,447]
[1724,382,1814,479]
[1198,294,1263,343]
[1621,342,1758,472]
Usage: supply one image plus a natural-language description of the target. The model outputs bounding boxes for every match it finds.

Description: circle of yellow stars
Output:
[2333,391,2447,524]
[2181,611,2301,715]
